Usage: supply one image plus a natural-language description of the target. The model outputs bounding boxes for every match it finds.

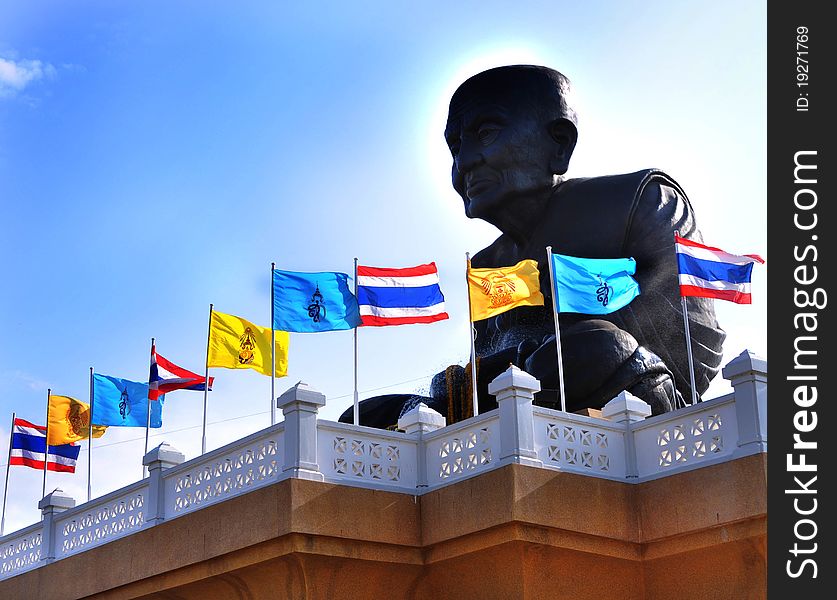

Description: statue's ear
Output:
[548,118,578,174]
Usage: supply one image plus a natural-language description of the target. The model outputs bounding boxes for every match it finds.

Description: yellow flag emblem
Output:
[208,310,289,377]
[467,259,544,321]
[47,395,108,445]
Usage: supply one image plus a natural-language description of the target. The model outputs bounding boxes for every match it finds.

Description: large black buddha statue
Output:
[340,65,724,428]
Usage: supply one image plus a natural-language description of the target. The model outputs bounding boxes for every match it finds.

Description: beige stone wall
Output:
[0,454,766,600]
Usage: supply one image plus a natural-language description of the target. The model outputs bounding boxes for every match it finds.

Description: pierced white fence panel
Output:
[317,421,418,491]
[163,427,283,519]
[0,524,41,578]
[55,481,148,558]
[533,407,627,479]
[633,395,738,479]
[424,412,501,488]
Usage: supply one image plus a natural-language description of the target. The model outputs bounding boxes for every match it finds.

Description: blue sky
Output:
[0,1,766,532]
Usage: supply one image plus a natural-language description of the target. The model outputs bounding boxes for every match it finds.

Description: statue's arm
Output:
[618,177,725,399]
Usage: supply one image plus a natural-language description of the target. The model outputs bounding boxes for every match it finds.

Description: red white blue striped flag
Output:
[148,343,213,401]
[9,418,80,473]
[356,262,449,326]
[675,235,765,304]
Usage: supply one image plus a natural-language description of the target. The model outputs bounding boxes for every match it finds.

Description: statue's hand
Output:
[519,322,682,414]
[515,337,544,370]
[520,335,559,389]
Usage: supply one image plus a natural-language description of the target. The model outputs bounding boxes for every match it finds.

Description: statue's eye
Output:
[448,138,461,158]
[478,124,501,145]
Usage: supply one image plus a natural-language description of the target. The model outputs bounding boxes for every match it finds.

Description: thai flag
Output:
[148,344,214,401]
[9,418,80,473]
[675,235,765,304]
[356,262,450,326]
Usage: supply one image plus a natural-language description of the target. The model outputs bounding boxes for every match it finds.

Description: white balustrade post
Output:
[142,442,185,526]
[489,365,543,468]
[602,391,652,425]
[398,403,446,488]
[38,489,75,562]
[603,390,651,478]
[277,382,326,482]
[722,350,768,453]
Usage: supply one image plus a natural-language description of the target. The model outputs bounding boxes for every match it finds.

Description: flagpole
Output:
[1,412,15,536]
[353,257,359,426]
[674,231,699,406]
[202,304,213,455]
[88,367,94,502]
[465,253,479,417]
[270,262,276,426]
[145,338,154,463]
[42,388,51,499]
[545,247,568,412]
[681,297,699,406]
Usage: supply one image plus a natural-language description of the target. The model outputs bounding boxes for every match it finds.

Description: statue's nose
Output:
[455,141,484,174]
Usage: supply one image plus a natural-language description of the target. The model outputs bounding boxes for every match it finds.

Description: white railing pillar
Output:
[398,402,445,488]
[722,350,768,452]
[142,442,185,526]
[603,390,651,478]
[38,489,75,562]
[602,391,652,425]
[489,365,543,468]
[277,382,325,482]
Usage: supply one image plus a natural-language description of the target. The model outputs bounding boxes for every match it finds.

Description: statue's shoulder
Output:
[545,169,691,257]
[558,168,688,207]
[471,237,509,267]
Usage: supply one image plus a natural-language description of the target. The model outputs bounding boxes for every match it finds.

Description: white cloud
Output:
[0,56,56,97]
[1,370,50,391]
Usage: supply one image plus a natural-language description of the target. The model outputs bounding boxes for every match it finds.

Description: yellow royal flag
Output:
[47,395,108,445]
[208,310,289,377]
[467,259,545,321]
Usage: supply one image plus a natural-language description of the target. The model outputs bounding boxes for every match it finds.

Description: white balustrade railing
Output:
[55,480,148,559]
[163,424,284,519]
[317,421,418,492]
[424,412,501,488]
[534,407,627,480]
[0,350,766,580]
[632,393,737,479]
[0,523,41,578]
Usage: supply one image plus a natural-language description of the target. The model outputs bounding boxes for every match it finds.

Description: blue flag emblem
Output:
[272,269,361,332]
[596,277,612,307]
[550,253,640,314]
[307,284,327,323]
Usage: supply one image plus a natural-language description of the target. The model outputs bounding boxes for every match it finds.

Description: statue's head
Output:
[444,65,578,222]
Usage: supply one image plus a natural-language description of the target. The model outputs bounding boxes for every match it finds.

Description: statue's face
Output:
[445,94,555,221]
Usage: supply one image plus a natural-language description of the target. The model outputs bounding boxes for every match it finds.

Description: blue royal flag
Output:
[550,253,640,314]
[272,269,361,332]
[92,374,164,428]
